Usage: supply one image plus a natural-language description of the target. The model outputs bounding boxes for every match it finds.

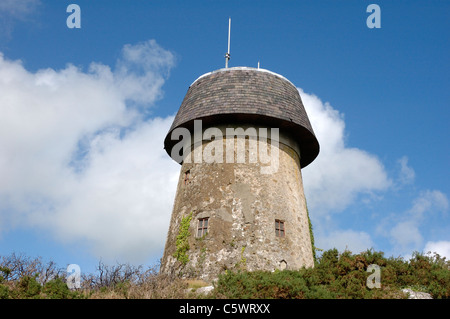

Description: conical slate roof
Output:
[164,67,319,168]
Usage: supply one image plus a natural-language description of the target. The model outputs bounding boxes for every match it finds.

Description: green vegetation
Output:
[212,249,450,299]
[0,273,84,299]
[235,246,247,270]
[174,212,192,265]
[305,201,318,263]
[0,248,448,299]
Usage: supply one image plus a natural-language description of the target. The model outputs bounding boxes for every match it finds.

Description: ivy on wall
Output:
[174,212,193,265]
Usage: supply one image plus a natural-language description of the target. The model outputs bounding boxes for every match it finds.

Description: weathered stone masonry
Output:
[160,67,320,281]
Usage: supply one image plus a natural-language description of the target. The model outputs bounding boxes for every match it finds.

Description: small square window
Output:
[275,219,285,237]
[197,218,209,237]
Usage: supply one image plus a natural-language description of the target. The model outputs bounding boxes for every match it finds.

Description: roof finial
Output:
[225,17,231,68]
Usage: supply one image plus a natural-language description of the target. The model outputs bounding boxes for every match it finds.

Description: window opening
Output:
[184,170,190,185]
[275,219,285,237]
[197,217,209,237]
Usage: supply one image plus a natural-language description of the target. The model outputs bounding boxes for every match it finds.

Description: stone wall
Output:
[160,126,314,282]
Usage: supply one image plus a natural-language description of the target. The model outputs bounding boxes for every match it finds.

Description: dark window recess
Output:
[275,219,285,237]
[197,218,209,237]
[184,170,190,185]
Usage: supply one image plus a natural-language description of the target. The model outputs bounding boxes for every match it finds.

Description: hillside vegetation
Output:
[1,249,449,299]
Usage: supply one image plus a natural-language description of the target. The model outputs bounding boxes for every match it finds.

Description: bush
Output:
[42,277,85,299]
[0,249,448,299]
[212,249,450,299]
[213,270,308,299]
[16,275,42,299]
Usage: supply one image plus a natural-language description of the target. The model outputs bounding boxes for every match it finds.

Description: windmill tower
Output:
[160,21,319,281]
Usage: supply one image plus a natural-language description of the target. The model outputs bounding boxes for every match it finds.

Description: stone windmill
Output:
[160,20,319,281]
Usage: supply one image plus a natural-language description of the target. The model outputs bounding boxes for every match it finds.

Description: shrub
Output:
[0,249,448,299]
[16,275,42,299]
[42,277,85,299]
[212,248,450,299]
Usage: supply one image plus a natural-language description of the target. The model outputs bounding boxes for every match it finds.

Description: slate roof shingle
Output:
[164,67,320,168]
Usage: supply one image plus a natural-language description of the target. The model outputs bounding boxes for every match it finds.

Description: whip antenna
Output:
[225,17,231,68]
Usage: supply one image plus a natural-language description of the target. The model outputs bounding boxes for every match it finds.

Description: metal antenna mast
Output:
[225,17,231,68]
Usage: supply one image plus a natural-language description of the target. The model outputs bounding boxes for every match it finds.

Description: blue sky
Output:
[0,0,448,275]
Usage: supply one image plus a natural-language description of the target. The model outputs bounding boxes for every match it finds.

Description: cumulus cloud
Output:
[409,190,449,218]
[424,241,450,260]
[43,117,179,262]
[389,221,423,251]
[295,88,393,253]
[315,229,374,254]
[297,91,448,258]
[299,88,391,215]
[0,40,179,263]
[380,190,449,256]
[115,40,176,106]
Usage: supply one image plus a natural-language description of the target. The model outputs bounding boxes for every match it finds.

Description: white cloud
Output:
[316,229,374,254]
[43,117,179,262]
[389,221,423,250]
[296,88,393,255]
[397,156,415,185]
[299,88,391,215]
[115,39,175,105]
[409,189,449,218]
[0,0,40,37]
[0,40,180,263]
[424,241,450,260]
[381,190,449,256]
[296,89,448,259]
